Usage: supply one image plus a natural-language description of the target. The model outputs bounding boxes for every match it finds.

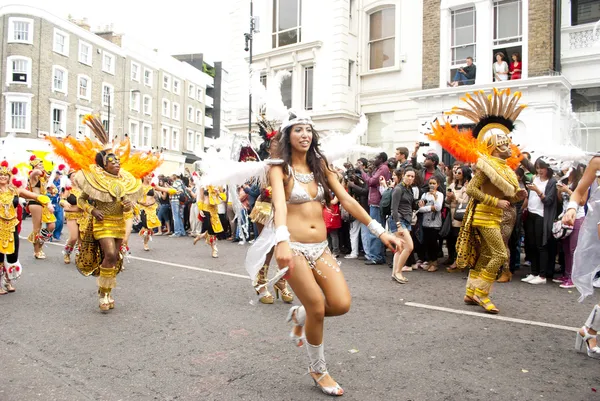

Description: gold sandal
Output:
[473,295,499,314]
[273,280,294,303]
[99,292,111,311]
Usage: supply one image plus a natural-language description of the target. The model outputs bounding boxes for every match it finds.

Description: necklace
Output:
[294,170,314,184]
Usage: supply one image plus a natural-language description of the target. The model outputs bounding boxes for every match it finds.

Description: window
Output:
[172,128,180,150]
[572,0,600,26]
[172,103,180,121]
[144,69,153,87]
[272,0,302,48]
[53,29,69,56]
[197,88,203,101]
[304,66,314,110]
[129,120,140,146]
[188,84,195,98]
[102,83,114,106]
[173,79,181,95]
[161,126,170,148]
[493,0,522,46]
[143,95,152,115]
[52,66,68,94]
[187,130,194,150]
[79,41,92,65]
[102,119,109,133]
[130,91,141,112]
[131,62,140,82]
[142,124,151,147]
[451,7,476,66]
[7,56,31,87]
[76,111,91,139]
[50,103,67,136]
[5,95,32,133]
[195,132,202,152]
[368,7,395,70]
[348,60,354,87]
[163,73,171,91]
[187,106,194,122]
[196,109,202,124]
[8,18,33,44]
[102,51,115,74]
[78,75,91,100]
[162,99,170,117]
[281,70,292,109]
[260,73,268,88]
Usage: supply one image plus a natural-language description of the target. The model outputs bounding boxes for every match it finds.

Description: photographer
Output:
[344,168,369,259]
[411,142,447,194]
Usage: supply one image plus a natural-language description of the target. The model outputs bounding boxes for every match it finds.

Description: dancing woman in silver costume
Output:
[270,111,402,396]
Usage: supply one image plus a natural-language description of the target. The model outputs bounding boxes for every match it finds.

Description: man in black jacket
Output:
[410,142,447,194]
[448,57,477,86]
[345,168,369,259]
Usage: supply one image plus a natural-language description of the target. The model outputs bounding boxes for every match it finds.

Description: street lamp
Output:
[244,0,260,143]
[107,89,140,137]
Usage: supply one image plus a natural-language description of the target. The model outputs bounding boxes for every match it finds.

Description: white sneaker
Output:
[344,254,358,259]
[521,274,535,283]
[529,276,547,285]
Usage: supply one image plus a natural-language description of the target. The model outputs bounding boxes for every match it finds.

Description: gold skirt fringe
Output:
[472,204,502,228]
[139,203,161,229]
[65,211,83,221]
[42,205,56,223]
[93,215,126,240]
[76,215,123,277]
[249,201,272,225]
[0,218,19,255]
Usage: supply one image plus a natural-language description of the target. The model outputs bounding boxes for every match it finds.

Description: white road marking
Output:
[405,302,579,332]
[21,236,251,280]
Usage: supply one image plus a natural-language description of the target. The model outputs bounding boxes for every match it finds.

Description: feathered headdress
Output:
[46,114,163,179]
[427,88,525,169]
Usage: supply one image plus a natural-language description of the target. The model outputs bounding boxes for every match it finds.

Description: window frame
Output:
[171,128,180,150]
[75,108,92,139]
[8,17,34,45]
[78,40,92,66]
[493,0,523,47]
[53,28,70,57]
[173,78,181,95]
[131,61,141,82]
[129,119,140,147]
[102,51,116,75]
[130,91,141,112]
[142,124,152,148]
[50,102,68,137]
[272,0,303,48]
[52,65,68,94]
[187,129,195,151]
[144,68,153,87]
[571,0,600,26]
[77,74,92,101]
[367,6,397,71]
[197,87,203,101]
[450,6,477,67]
[187,105,195,122]
[102,83,114,107]
[195,132,202,153]
[5,94,32,133]
[172,102,180,121]
[303,65,314,111]
[196,109,202,124]
[143,95,152,116]
[162,99,171,117]
[161,126,170,149]
[188,83,196,99]
[6,55,32,87]
[163,73,171,91]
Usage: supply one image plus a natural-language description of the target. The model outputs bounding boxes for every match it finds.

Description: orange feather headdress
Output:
[426,88,525,169]
[46,114,163,179]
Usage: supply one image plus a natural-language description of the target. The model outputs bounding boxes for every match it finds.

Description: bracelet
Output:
[567,201,579,212]
[367,219,385,238]
[275,225,291,244]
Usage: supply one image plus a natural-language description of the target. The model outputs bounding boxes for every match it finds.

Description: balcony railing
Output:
[205,96,214,108]
[562,22,600,59]
[205,115,213,128]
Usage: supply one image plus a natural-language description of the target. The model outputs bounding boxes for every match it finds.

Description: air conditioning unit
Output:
[12,73,27,82]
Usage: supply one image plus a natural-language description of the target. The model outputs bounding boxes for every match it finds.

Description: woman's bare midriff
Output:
[286,202,327,243]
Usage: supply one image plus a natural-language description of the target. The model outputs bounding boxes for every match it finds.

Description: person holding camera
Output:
[361,152,391,265]
[411,142,447,194]
[344,168,369,259]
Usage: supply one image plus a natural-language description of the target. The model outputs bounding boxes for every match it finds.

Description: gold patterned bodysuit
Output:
[137,185,161,230]
[200,186,224,234]
[63,187,84,223]
[28,174,56,224]
[0,188,20,255]
[457,155,520,298]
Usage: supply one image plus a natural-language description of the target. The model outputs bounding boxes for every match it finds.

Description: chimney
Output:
[95,25,123,47]
[69,16,91,31]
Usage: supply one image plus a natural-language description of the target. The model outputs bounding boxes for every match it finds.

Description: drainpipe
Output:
[554,0,562,73]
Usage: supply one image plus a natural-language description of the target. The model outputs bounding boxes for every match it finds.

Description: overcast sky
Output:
[3,0,229,62]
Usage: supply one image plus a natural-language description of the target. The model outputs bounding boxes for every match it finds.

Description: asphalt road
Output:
[1,220,599,401]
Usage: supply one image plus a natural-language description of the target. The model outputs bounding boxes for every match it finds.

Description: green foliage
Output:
[202,62,216,78]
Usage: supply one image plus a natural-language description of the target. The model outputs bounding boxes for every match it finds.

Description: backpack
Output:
[380,187,393,219]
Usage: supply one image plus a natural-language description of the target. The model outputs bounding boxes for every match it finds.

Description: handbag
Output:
[439,208,452,238]
[454,203,466,222]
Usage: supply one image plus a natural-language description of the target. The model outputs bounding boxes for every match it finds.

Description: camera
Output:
[419,142,430,147]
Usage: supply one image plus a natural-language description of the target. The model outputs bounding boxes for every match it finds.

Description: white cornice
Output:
[247,41,323,63]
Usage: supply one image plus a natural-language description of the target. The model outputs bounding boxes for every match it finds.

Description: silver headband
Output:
[279,112,314,142]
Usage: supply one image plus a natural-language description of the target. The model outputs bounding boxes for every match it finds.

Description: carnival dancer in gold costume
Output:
[26,155,56,259]
[137,174,176,251]
[59,170,85,264]
[193,185,224,258]
[47,115,162,311]
[428,89,527,314]
[0,160,52,294]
